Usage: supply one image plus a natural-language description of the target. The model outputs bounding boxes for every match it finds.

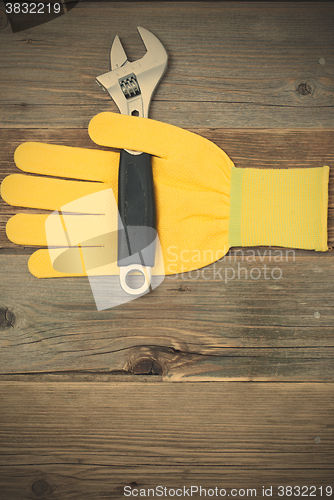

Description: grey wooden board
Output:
[0,382,333,465]
[0,2,333,128]
[0,382,333,499]
[1,253,333,379]
[1,468,333,500]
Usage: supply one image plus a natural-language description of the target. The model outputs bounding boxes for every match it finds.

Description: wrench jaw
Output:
[135,26,168,117]
[135,61,167,118]
[96,26,168,118]
[110,35,128,70]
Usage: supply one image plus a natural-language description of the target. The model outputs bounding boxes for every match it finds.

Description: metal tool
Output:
[96,27,168,295]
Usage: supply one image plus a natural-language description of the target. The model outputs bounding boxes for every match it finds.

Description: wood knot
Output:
[131,357,163,375]
[296,82,312,96]
[0,308,15,329]
[31,479,51,496]
[168,284,191,292]
[0,10,8,29]
[117,480,139,497]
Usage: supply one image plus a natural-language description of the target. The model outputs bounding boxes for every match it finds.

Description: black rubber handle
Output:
[117,149,157,267]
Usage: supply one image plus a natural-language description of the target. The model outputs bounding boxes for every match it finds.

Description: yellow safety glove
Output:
[1,112,330,279]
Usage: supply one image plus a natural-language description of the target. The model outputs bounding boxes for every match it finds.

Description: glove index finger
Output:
[88,112,170,158]
[14,141,118,182]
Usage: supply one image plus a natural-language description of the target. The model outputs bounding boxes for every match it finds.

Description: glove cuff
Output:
[228,165,329,251]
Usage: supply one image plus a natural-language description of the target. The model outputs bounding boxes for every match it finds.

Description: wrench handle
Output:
[117,149,157,268]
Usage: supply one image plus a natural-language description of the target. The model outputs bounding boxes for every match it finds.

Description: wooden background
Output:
[0,2,333,498]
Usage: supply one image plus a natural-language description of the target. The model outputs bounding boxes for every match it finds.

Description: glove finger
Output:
[28,249,121,278]
[28,249,86,278]
[88,112,203,158]
[1,174,109,211]
[7,214,48,246]
[88,113,233,173]
[7,214,113,246]
[89,112,168,157]
[14,142,119,182]
[7,200,119,247]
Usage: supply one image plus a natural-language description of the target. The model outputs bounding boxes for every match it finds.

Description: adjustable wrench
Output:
[96,27,168,295]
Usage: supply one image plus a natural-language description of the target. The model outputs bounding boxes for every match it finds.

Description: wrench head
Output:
[96,27,168,118]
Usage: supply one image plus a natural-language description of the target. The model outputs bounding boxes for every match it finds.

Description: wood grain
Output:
[0,382,333,499]
[1,467,333,500]
[1,253,333,379]
[0,2,333,128]
[0,381,333,465]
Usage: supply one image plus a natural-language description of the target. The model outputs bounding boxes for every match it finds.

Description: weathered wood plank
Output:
[1,128,333,247]
[0,382,332,465]
[1,467,334,500]
[1,254,333,379]
[0,382,333,498]
[0,2,333,128]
